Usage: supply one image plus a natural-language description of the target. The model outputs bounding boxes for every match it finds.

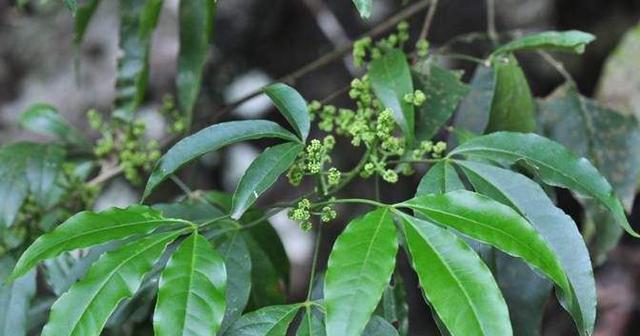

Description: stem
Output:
[316,198,389,208]
[170,175,193,196]
[388,158,442,165]
[537,50,575,84]
[417,0,439,43]
[306,223,323,301]
[486,0,498,46]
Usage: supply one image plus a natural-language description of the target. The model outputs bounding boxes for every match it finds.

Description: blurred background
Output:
[1,0,639,335]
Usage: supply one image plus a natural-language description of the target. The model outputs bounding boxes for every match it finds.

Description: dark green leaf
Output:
[453,65,494,138]
[113,0,164,121]
[144,120,299,199]
[226,304,301,336]
[19,104,88,147]
[177,0,216,125]
[458,160,596,334]
[413,65,469,141]
[264,83,311,142]
[450,131,638,237]
[11,205,186,279]
[244,233,287,309]
[493,30,595,55]
[216,233,252,332]
[153,197,225,222]
[0,256,36,336]
[374,274,408,335]
[596,23,640,121]
[363,315,399,336]
[0,143,65,227]
[401,190,572,304]
[154,232,227,336]
[41,231,180,336]
[74,0,101,44]
[231,142,303,219]
[44,245,112,296]
[416,160,464,195]
[399,214,511,336]
[297,306,326,336]
[352,0,372,18]
[324,208,398,336]
[485,54,536,132]
[369,49,415,142]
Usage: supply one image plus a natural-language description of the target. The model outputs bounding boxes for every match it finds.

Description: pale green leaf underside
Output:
[400,214,511,336]
[324,208,398,336]
[493,30,595,55]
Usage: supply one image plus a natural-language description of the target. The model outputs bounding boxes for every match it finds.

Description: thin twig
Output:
[537,50,575,83]
[486,0,498,46]
[319,84,351,105]
[306,223,323,301]
[417,0,439,43]
[198,0,431,125]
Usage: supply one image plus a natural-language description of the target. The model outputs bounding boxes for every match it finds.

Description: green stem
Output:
[316,198,389,208]
[306,223,323,301]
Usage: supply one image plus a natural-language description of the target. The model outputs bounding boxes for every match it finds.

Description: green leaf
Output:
[324,208,398,336]
[216,233,252,332]
[244,233,287,309]
[44,246,112,296]
[297,306,326,336]
[264,83,311,142]
[399,214,511,336]
[363,315,399,336]
[352,0,372,18]
[401,190,572,304]
[374,274,408,335]
[153,197,225,222]
[369,49,415,142]
[493,30,595,55]
[74,0,101,44]
[19,104,88,147]
[450,131,638,237]
[64,0,78,13]
[485,55,536,132]
[452,65,494,138]
[41,231,180,336]
[144,120,299,199]
[113,0,164,121]
[0,257,36,336]
[11,205,185,279]
[177,0,216,126]
[0,143,65,227]
[416,160,465,195]
[154,232,226,336]
[596,23,640,121]
[458,160,596,335]
[226,304,301,336]
[413,65,469,141]
[232,142,303,219]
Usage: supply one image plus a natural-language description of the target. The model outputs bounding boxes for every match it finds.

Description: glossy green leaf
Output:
[264,83,311,142]
[244,233,287,309]
[485,55,536,132]
[493,30,595,55]
[416,160,465,195]
[154,232,226,336]
[369,49,415,142]
[113,0,164,121]
[458,160,596,335]
[0,143,65,227]
[596,23,640,121]
[177,0,216,125]
[226,304,301,336]
[324,208,398,336]
[144,120,299,199]
[297,306,326,336]
[413,65,469,141]
[232,142,303,219]
[41,231,179,336]
[19,104,88,147]
[399,214,511,336]
[450,131,638,237]
[0,256,36,336]
[216,233,252,332]
[11,205,185,279]
[352,0,372,18]
[401,190,572,302]
[363,315,399,336]
[452,65,494,138]
[74,0,101,44]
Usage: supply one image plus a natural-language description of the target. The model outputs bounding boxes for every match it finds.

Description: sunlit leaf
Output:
[41,231,180,336]
[154,232,226,336]
[399,214,511,336]
[144,120,299,199]
[324,208,398,336]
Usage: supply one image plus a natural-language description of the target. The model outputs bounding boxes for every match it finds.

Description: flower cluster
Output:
[287,136,340,187]
[287,198,338,230]
[159,95,187,134]
[352,21,410,67]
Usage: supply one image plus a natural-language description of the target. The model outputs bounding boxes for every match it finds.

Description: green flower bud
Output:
[382,169,398,183]
[327,167,341,186]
